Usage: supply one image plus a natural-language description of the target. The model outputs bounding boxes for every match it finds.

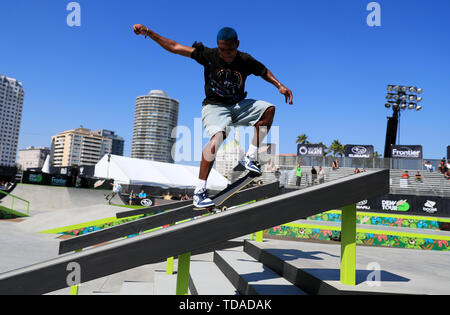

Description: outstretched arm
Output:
[262,69,294,105]
[133,24,194,58]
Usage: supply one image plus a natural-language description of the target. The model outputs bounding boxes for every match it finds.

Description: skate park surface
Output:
[0,184,126,273]
[1,177,450,295]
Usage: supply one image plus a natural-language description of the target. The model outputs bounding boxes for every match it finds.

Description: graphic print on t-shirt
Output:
[210,68,244,102]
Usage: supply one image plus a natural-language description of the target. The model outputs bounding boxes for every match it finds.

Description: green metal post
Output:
[166,256,174,275]
[70,249,82,295]
[255,230,263,242]
[70,285,79,295]
[176,252,191,295]
[340,203,356,285]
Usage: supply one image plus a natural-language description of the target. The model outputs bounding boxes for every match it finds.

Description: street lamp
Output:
[383,85,424,158]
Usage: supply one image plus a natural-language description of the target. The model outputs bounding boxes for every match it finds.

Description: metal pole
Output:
[340,203,356,285]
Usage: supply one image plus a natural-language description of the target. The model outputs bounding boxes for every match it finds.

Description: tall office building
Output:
[131,90,179,163]
[18,146,50,170]
[93,129,125,156]
[51,127,117,167]
[0,75,25,167]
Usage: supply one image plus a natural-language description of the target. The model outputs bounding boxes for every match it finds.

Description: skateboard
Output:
[193,171,263,212]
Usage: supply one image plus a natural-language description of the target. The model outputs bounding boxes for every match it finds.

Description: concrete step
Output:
[154,270,179,295]
[120,281,154,295]
[243,239,450,295]
[189,260,239,295]
[214,249,306,295]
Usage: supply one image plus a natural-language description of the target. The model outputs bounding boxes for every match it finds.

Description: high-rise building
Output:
[131,90,179,163]
[93,129,125,156]
[50,127,118,167]
[18,146,50,170]
[0,75,25,167]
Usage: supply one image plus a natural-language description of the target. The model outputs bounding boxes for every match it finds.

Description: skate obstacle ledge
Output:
[0,169,389,295]
[58,181,281,255]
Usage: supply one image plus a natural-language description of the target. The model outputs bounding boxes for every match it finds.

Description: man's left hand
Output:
[279,85,293,105]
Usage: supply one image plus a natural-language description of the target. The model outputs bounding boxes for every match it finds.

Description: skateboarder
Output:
[133,24,294,209]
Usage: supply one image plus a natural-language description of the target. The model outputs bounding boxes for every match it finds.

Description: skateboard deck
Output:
[193,171,263,211]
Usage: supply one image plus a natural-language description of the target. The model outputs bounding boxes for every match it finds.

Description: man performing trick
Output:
[133,24,293,209]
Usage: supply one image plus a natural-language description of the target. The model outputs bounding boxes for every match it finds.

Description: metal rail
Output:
[0,169,389,295]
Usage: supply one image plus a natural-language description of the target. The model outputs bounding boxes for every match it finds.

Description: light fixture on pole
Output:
[383,85,424,158]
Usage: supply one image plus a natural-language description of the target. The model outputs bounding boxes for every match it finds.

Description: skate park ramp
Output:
[0,184,122,213]
[0,184,125,233]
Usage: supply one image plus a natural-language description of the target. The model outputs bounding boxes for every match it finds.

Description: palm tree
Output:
[329,139,345,157]
[296,134,310,144]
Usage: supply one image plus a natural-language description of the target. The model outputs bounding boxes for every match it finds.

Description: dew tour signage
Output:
[297,144,325,157]
[355,194,450,217]
[344,145,374,158]
[391,145,423,159]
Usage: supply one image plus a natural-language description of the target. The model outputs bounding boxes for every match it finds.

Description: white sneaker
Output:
[193,188,215,209]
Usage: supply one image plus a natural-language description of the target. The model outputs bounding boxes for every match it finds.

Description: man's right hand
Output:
[133,24,148,36]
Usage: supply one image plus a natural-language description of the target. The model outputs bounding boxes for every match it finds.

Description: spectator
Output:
[439,158,447,174]
[415,171,422,182]
[138,190,147,201]
[274,168,281,181]
[445,169,450,180]
[318,166,325,184]
[401,171,410,179]
[128,190,135,206]
[424,161,433,172]
[295,163,302,187]
[331,159,339,170]
[362,168,367,172]
[354,168,360,174]
[311,166,317,186]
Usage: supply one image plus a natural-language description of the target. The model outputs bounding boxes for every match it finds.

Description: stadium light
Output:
[383,84,424,158]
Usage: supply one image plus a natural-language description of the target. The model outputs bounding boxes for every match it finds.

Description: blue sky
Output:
[1,0,449,165]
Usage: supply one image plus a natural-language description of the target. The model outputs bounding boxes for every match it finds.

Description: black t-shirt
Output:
[191,42,268,106]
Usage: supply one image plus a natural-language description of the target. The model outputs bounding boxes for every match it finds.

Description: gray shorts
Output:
[201,99,274,139]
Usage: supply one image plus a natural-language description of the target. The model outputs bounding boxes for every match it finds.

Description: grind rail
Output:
[0,169,389,295]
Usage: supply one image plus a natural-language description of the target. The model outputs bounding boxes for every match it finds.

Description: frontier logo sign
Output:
[391,145,423,159]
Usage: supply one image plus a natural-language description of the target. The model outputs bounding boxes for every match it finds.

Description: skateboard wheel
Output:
[221,206,228,212]
[257,180,263,187]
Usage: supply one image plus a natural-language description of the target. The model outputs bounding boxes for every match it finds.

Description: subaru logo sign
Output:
[352,146,367,155]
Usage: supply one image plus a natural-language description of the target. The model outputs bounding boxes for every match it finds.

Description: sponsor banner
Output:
[447,146,450,160]
[22,171,113,189]
[355,194,450,218]
[391,145,423,159]
[344,145,374,158]
[297,144,325,157]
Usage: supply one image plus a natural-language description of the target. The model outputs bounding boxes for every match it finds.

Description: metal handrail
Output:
[0,169,389,295]
[0,190,30,216]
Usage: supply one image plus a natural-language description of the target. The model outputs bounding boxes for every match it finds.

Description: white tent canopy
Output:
[95,155,229,191]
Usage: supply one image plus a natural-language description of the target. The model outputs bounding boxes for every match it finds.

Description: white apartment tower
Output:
[51,127,113,167]
[0,75,25,167]
[131,90,179,163]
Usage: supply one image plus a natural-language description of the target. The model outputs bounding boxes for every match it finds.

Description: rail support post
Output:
[340,203,356,285]
[176,252,191,295]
